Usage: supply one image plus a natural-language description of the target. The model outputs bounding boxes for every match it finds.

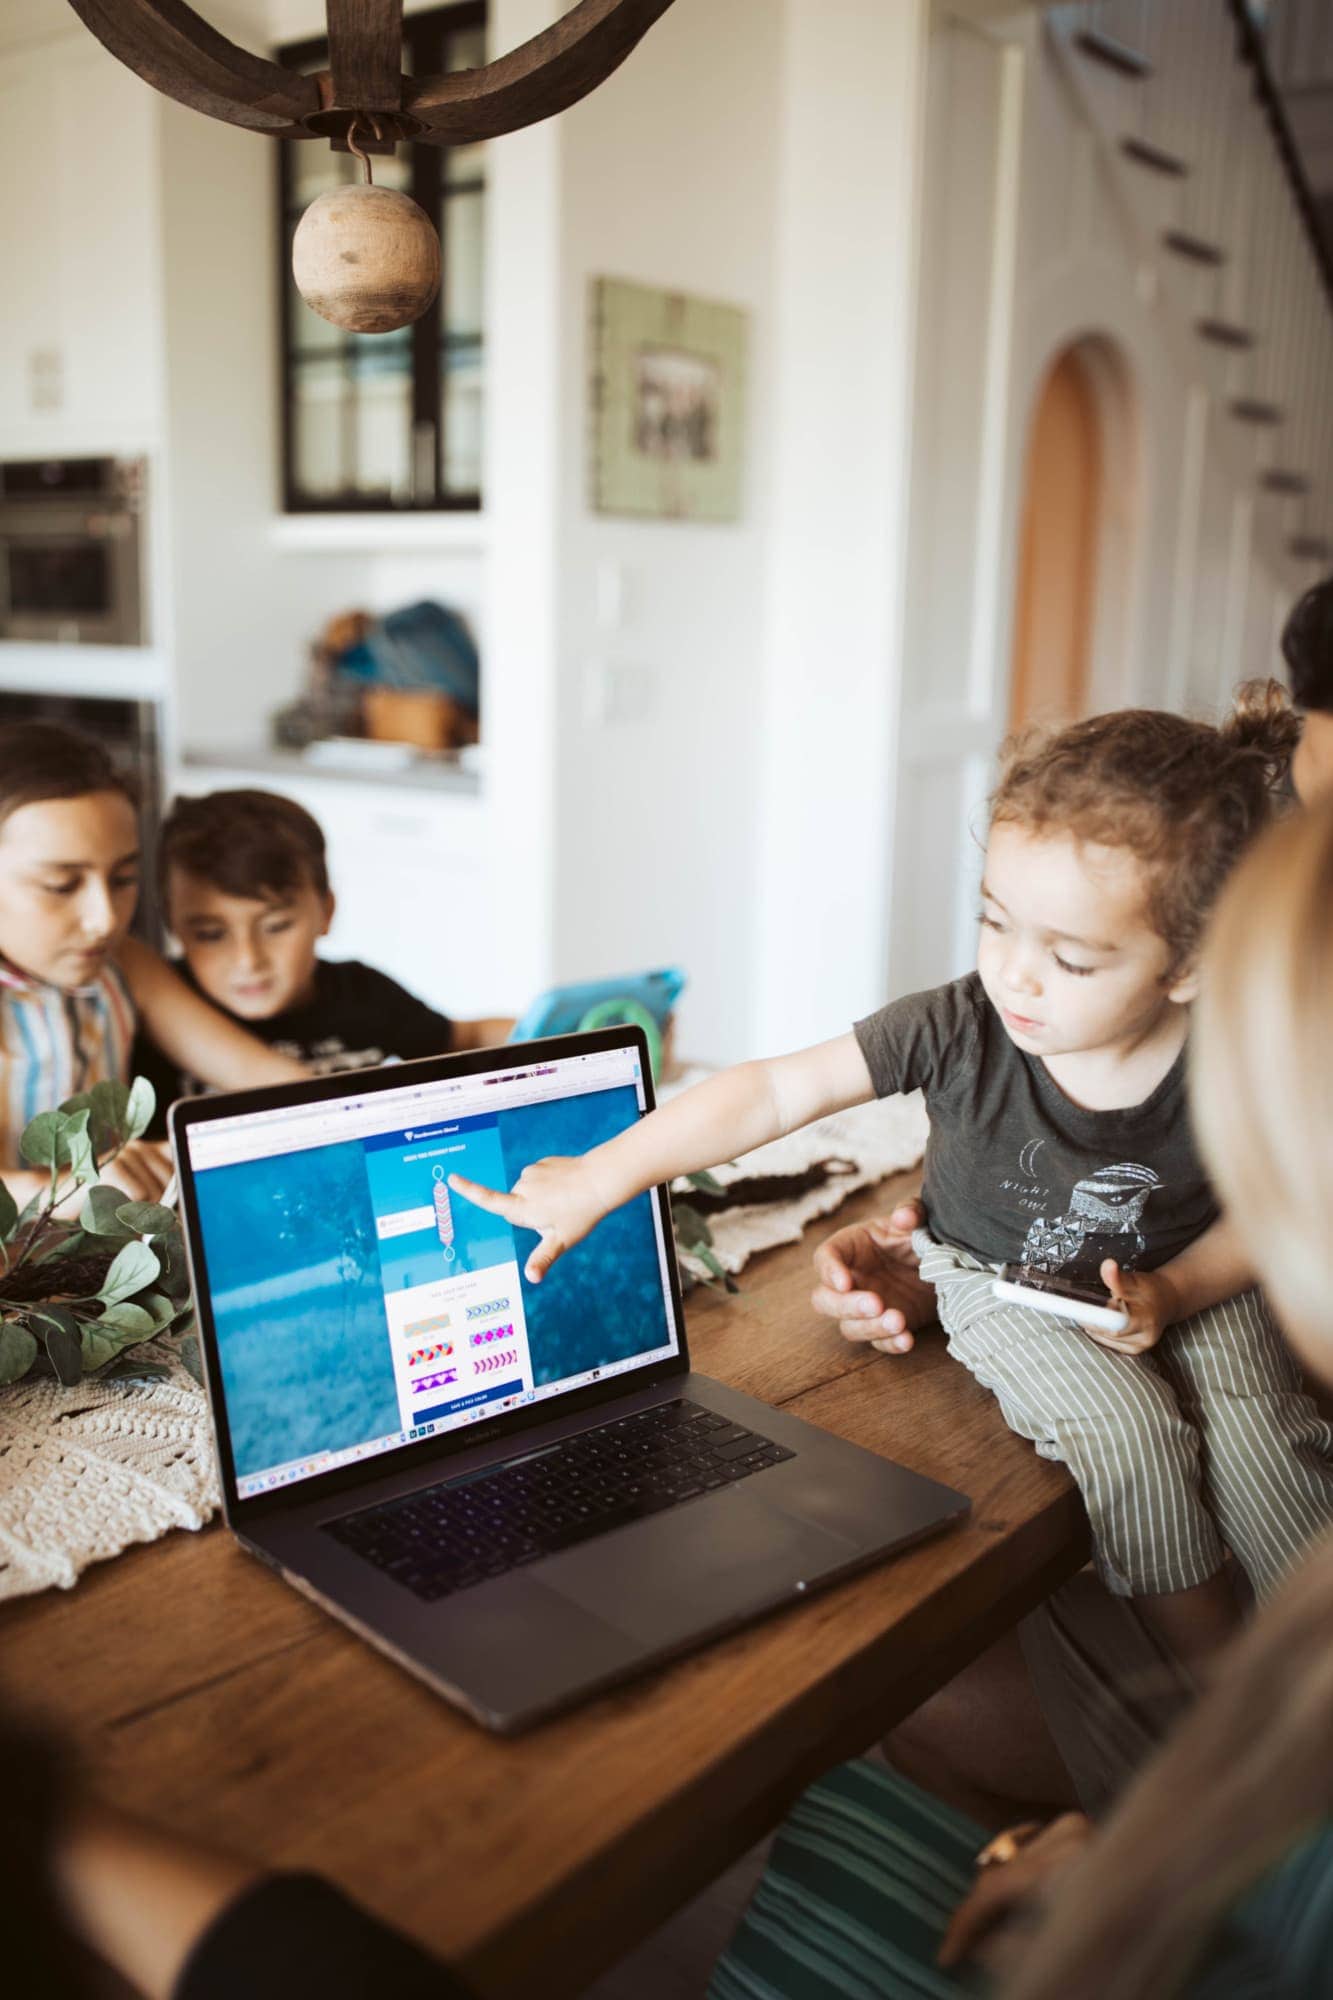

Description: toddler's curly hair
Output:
[990,682,1301,971]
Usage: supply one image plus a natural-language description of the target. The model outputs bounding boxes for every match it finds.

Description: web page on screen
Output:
[185,1048,679,1499]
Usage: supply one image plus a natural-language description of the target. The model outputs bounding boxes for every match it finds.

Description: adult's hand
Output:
[810,1199,935,1354]
[938,1812,1092,1973]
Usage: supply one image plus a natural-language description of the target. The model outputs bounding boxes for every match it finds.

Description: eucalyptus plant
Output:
[0,1078,197,1390]
[671,1169,738,1293]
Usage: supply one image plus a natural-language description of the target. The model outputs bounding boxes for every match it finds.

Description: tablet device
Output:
[510,968,685,1044]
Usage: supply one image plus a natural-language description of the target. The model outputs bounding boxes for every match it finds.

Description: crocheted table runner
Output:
[0,1091,926,1604]
[0,1345,218,1604]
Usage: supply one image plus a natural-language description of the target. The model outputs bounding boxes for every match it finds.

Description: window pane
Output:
[350,333,414,502]
[280,6,488,512]
[287,254,342,356]
[292,356,348,498]
[443,186,485,336]
[442,339,483,495]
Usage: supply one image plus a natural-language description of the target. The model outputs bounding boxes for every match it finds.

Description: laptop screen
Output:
[181,1041,682,1500]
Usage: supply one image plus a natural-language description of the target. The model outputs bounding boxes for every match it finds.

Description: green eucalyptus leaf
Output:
[671,1201,712,1253]
[138,1290,178,1329]
[98,1239,160,1306]
[95,1301,156,1338]
[90,1078,132,1153]
[695,1244,739,1294]
[124,1077,156,1144]
[685,1169,726,1195]
[67,1124,99,1187]
[115,1202,177,1239]
[0,1177,18,1241]
[177,1332,203,1386]
[20,1110,76,1169]
[80,1315,152,1372]
[100,1352,171,1383]
[80,1186,137,1240]
[34,1231,89,1264]
[156,1245,193,1302]
[0,1322,38,1384]
[32,1306,83,1386]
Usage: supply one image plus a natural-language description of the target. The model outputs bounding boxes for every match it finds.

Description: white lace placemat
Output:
[0,1089,927,1604]
[0,1343,219,1605]
[663,1078,928,1284]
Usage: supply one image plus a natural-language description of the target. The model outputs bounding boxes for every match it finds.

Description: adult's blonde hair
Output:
[1004,796,1333,2000]
[1192,793,1333,1354]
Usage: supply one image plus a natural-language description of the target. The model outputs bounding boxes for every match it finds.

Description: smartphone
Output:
[992,1263,1130,1334]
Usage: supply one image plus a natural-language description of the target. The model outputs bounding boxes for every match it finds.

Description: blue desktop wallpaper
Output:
[196,1138,398,1478]
[493,1087,673,1386]
[195,1084,676,1479]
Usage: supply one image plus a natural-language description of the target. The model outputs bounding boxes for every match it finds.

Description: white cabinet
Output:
[170,763,505,1023]
[0,34,161,455]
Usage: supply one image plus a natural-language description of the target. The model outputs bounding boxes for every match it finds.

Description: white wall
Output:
[545,0,781,1063]
[752,0,931,1054]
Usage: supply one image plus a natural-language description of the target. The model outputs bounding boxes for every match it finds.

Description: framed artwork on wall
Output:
[589,277,747,521]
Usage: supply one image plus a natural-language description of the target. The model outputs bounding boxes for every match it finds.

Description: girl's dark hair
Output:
[0,722,138,828]
[990,682,1301,970]
[160,789,330,903]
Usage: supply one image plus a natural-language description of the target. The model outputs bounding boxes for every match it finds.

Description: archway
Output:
[1008,337,1136,730]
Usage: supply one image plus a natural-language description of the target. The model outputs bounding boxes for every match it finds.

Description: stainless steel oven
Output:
[0,457,146,645]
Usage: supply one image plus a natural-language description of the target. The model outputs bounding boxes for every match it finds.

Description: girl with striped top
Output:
[0,723,304,1208]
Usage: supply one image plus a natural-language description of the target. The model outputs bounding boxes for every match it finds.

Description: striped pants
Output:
[916,1234,1333,1599]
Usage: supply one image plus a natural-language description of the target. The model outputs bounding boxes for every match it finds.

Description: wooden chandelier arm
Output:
[63,0,318,134]
[404,0,678,144]
[326,0,403,116]
[63,0,678,147]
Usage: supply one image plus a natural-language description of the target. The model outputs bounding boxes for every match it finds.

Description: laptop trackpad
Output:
[544,1489,860,1648]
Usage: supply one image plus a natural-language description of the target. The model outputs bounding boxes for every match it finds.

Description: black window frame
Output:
[277,0,487,515]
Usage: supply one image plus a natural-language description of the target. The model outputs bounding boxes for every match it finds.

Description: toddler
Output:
[454,697,1333,1668]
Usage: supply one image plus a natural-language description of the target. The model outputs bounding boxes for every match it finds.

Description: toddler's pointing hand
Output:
[449,1157,609,1284]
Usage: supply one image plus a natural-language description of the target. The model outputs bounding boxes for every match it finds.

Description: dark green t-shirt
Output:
[854,972,1217,1278]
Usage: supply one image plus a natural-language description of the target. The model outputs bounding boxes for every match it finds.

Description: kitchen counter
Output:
[179,741,482,799]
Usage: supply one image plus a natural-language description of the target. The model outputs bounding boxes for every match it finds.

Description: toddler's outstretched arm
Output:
[452,1032,875,1282]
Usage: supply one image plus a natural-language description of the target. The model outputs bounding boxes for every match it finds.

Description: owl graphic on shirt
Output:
[1022,1161,1163,1271]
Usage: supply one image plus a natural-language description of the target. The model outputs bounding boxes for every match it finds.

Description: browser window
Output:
[185,1047,681,1499]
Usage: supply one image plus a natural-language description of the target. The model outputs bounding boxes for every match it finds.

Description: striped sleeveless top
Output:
[0,958,136,1167]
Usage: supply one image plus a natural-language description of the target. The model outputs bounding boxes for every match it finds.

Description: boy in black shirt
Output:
[135,789,514,1126]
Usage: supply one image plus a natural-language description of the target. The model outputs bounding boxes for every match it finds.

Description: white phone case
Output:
[991,1277,1130,1335]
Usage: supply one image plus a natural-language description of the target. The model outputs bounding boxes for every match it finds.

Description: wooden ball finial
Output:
[292,183,441,335]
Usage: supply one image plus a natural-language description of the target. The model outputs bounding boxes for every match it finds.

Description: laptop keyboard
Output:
[324,1398,795,1603]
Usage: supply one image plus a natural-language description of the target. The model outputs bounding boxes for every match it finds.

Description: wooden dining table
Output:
[0,1170,1089,1997]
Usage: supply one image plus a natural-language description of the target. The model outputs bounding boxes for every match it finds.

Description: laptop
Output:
[171,1027,968,1732]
